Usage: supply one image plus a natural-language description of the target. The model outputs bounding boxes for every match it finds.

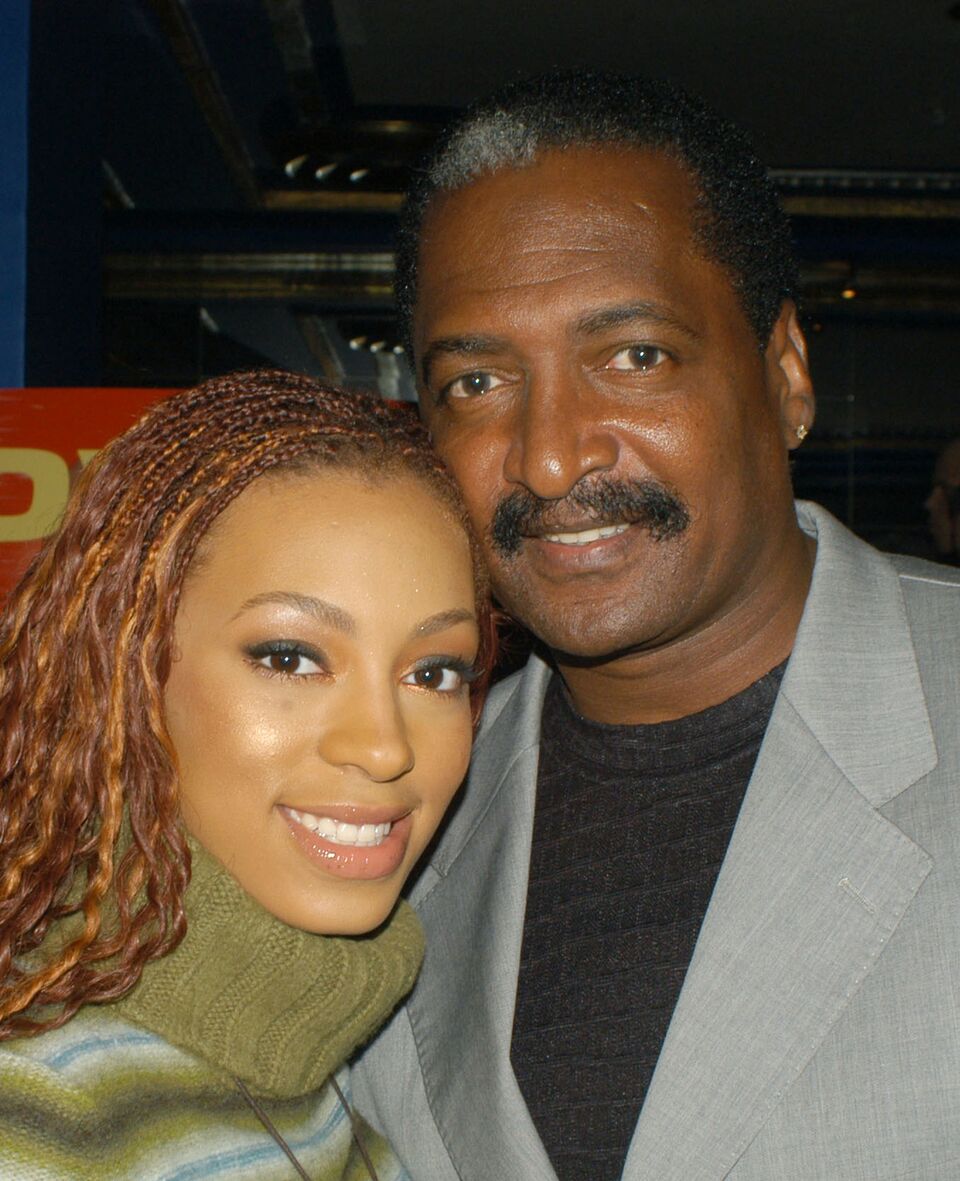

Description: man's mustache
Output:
[489,477,691,558]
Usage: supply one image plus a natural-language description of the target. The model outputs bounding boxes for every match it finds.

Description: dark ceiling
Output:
[24,0,960,394]
[16,0,960,554]
[105,0,960,210]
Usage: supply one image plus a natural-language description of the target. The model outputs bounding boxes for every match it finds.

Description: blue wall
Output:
[0,1,29,387]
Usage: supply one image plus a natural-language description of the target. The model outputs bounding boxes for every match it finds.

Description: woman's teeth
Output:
[287,809,392,846]
[541,523,630,546]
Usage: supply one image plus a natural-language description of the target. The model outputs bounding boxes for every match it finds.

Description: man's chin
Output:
[495,594,656,666]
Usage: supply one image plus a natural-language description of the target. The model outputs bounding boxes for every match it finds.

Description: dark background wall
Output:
[6,0,960,556]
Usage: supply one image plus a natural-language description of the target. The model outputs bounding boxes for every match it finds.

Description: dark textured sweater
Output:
[510,663,785,1181]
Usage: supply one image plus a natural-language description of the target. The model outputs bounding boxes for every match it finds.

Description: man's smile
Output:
[538,522,631,546]
[490,478,691,559]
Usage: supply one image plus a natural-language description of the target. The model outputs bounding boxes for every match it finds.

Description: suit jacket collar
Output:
[407,502,936,1181]
[782,502,936,804]
[623,502,935,1178]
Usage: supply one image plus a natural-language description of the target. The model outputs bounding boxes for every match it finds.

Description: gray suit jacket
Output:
[354,503,960,1180]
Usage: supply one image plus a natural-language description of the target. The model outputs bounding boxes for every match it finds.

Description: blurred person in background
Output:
[926,437,960,563]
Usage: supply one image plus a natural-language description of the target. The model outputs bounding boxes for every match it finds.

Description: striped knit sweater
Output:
[0,843,424,1180]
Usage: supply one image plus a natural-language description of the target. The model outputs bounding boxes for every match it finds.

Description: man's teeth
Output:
[541,523,630,546]
[288,809,392,846]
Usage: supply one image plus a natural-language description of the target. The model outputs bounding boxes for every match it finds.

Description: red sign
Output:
[0,388,176,597]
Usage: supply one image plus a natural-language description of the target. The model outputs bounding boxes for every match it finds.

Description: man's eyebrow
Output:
[420,334,509,385]
[415,608,477,638]
[232,592,354,634]
[574,301,701,341]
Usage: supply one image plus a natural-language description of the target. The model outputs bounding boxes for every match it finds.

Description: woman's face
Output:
[164,468,479,935]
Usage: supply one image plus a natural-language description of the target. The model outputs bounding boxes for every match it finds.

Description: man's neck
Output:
[556,533,816,725]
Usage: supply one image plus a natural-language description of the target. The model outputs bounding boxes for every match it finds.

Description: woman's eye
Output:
[402,662,472,693]
[442,371,503,400]
[606,345,667,372]
[247,643,325,677]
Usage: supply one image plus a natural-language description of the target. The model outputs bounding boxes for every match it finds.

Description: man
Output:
[926,437,960,563]
[353,72,960,1181]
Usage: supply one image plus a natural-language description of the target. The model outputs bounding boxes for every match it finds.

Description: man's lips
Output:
[533,522,632,547]
[512,520,643,578]
[489,479,691,558]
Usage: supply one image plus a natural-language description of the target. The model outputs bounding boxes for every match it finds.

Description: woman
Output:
[0,369,495,1180]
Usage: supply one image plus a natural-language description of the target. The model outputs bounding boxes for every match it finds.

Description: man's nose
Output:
[317,686,415,783]
[502,371,619,500]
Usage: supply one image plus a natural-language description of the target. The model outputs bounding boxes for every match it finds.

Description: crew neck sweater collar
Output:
[544,660,788,772]
[112,841,424,1100]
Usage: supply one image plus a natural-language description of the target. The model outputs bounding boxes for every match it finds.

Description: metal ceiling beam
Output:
[103,249,960,316]
[784,196,960,219]
[146,0,262,207]
[262,189,403,211]
[261,0,331,126]
[104,250,394,304]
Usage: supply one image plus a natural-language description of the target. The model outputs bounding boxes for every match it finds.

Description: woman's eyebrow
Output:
[415,608,477,637]
[232,591,355,634]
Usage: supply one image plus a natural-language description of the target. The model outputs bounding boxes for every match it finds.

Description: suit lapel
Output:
[622,702,932,1181]
[623,504,937,1180]
[406,657,558,1181]
[403,504,938,1181]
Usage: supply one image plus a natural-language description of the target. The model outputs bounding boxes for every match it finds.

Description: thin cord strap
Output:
[234,1077,312,1181]
[330,1073,381,1181]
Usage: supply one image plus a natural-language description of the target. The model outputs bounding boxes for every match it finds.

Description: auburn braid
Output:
[0,369,495,1039]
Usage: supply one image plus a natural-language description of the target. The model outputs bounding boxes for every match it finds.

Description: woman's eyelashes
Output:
[401,657,479,695]
[244,643,478,692]
[245,640,328,678]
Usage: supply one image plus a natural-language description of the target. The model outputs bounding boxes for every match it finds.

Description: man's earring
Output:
[795,424,808,442]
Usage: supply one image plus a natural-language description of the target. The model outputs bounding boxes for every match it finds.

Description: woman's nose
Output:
[317,689,415,782]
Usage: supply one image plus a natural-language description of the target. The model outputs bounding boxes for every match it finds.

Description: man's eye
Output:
[246,642,325,677]
[606,345,667,372]
[442,371,503,400]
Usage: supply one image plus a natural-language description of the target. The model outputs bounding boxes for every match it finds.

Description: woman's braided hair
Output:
[0,368,495,1040]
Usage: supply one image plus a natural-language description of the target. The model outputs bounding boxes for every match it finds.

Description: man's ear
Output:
[767,302,815,451]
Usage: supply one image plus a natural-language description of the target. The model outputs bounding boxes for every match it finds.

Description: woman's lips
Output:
[279,805,412,880]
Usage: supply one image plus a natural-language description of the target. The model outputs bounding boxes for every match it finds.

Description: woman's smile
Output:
[280,806,414,880]
[164,468,479,934]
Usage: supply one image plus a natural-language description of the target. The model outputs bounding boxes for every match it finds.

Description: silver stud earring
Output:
[795,424,808,442]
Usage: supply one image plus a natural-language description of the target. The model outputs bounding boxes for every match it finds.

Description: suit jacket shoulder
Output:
[355,502,960,1181]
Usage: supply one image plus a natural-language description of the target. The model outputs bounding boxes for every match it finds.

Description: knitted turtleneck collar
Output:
[112,840,424,1100]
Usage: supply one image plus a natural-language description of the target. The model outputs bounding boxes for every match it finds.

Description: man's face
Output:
[415,147,813,661]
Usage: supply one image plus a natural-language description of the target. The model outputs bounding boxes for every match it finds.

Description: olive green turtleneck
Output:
[0,840,422,1178]
[113,839,425,1099]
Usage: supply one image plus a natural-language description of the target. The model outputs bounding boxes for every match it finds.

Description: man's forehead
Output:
[417,146,704,302]
[412,146,740,357]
